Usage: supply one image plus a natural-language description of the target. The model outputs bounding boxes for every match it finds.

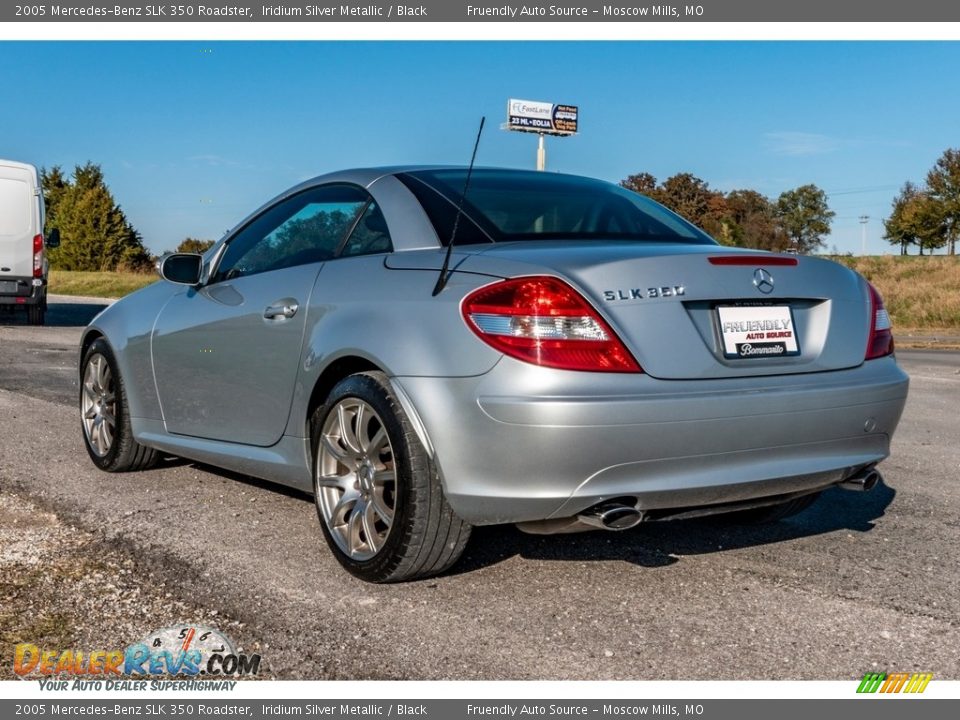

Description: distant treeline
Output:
[620,146,960,256]
[41,162,213,273]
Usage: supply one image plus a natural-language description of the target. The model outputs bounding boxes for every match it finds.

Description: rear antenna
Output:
[432,116,486,297]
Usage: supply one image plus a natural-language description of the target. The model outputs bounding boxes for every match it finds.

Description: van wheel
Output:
[311,371,471,583]
[27,303,45,326]
[80,338,158,471]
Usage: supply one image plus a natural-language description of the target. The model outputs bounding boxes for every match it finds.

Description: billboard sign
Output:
[507,99,578,135]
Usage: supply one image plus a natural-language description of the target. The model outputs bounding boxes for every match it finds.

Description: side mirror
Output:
[158,253,203,286]
[45,228,60,249]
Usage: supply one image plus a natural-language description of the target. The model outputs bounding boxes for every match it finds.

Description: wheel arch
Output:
[78,328,159,472]
[305,356,381,435]
[80,328,105,357]
[79,329,106,378]
[303,355,435,460]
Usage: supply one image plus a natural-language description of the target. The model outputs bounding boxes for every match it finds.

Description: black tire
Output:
[310,371,471,583]
[722,492,821,525]
[80,338,158,472]
[27,303,45,326]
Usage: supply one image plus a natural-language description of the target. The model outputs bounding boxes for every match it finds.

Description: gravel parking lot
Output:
[0,297,958,680]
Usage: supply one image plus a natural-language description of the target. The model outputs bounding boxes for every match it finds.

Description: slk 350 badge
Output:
[603,285,686,301]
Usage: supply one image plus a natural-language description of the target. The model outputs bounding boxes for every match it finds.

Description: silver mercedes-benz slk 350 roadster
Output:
[79,167,909,582]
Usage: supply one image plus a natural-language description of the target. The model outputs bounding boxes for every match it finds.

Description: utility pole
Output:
[859,215,870,256]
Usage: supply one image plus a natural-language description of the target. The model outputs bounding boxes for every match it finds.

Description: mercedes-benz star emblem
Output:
[753,268,775,294]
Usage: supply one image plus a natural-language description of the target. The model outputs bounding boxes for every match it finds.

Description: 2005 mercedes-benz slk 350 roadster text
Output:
[79,168,909,582]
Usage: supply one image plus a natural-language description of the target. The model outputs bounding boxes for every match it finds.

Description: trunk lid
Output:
[453,241,871,379]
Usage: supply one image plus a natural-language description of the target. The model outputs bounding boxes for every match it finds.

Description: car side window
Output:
[339,201,393,258]
[212,184,368,283]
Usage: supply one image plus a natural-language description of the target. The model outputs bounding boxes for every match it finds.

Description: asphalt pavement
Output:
[0,296,958,680]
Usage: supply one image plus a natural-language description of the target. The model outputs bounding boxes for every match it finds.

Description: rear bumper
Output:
[394,356,909,525]
[0,276,45,305]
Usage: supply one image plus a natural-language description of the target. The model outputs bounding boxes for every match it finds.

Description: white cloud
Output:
[188,154,242,167]
[764,132,842,156]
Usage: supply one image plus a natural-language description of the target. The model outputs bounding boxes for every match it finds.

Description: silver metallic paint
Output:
[81,167,910,529]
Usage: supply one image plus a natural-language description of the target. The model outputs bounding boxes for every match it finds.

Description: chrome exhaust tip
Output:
[839,468,881,492]
[578,502,644,531]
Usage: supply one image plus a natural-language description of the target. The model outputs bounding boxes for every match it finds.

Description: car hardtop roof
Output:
[228,166,612,244]
[295,165,596,190]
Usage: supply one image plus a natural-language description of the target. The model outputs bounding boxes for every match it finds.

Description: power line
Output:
[825,184,899,197]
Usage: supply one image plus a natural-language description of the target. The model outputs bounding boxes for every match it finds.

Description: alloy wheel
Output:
[316,399,397,561]
[81,353,117,457]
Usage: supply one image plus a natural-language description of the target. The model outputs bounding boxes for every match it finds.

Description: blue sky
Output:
[2,41,958,255]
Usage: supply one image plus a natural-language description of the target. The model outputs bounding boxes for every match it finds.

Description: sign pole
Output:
[504,99,578,170]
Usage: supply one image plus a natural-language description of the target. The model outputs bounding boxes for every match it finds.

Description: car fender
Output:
[80,281,178,423]
[285,260,503,440]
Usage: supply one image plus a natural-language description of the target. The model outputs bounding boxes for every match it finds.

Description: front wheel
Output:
[80,338,158,472]
[311,371,471,583]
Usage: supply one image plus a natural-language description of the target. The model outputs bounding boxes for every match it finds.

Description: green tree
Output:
[885,185,909,255]
[621,171,732,242]
[925,148,960,255]
[912,194,949,255]
[884,182,922,255]
[725,189,789,251]
[884,183,947,256]
[40,166,69,234]
[776,184,835,254]
[43,162,152,272]
[620,172,659,198]
[176,237,215,254]
[657,173,727,236]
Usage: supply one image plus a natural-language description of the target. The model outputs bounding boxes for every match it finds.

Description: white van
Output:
[0,159,60,325]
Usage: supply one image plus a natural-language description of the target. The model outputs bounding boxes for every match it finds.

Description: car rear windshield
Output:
[397,169,716,246]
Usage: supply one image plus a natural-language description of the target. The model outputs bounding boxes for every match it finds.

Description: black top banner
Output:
[5,1,960,22]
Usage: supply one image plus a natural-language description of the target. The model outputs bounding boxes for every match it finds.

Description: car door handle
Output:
[263,302,299,319]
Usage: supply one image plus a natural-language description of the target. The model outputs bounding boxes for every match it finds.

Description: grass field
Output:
[831,255,960,335]
[48,255,959,335]
[48,270,156,299]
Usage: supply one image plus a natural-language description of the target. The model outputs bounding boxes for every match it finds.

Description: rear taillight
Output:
[32,234,43,278]
[865,282,894,360]
[461,276,642,373]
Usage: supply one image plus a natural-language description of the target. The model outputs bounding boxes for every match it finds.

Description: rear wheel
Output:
[26,302,45,326]
[311,371,471,583]
[723,492,821,524]
[80,338,158,471]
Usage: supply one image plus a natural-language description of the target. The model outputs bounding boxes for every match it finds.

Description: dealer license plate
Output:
[717,305,799,359]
